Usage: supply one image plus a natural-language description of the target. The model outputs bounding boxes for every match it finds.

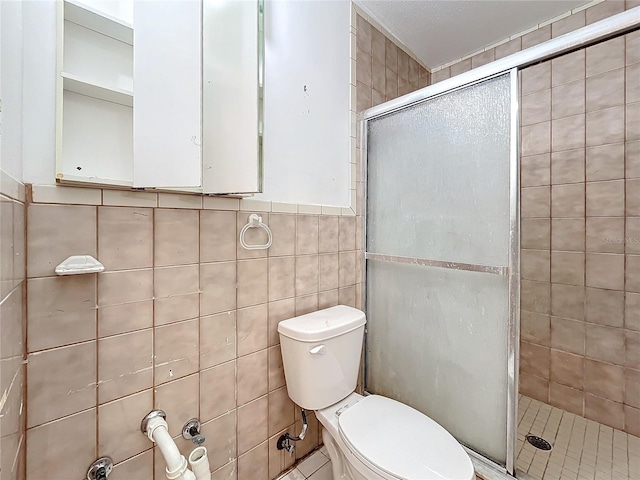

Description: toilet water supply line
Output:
[143,413,211,480]
[291,409,308,441]
[277,409,309,454]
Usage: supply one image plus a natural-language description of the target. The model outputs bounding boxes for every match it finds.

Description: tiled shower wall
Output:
[23,191,359,480]
[354,11,430,113]
[0,179,26,480]
[518,31,639,435]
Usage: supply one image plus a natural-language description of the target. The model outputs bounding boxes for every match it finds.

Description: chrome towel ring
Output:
[239,213,273,250]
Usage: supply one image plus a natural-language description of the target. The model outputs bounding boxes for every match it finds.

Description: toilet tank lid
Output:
[278,305,366,342]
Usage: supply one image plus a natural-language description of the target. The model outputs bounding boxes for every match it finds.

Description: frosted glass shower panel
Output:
[366,74,512,267]
[364,71,517,468]
[366,259,510,464]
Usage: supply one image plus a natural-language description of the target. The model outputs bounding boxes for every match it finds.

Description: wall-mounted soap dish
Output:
[55,255,105,275]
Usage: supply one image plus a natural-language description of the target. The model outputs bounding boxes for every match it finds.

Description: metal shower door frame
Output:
[359,7,640,477]
[360,68,520,476]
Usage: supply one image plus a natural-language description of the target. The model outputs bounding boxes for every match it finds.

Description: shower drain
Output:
[526,434,553,451]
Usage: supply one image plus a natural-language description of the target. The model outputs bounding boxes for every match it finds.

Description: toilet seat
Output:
[337,395,475,480]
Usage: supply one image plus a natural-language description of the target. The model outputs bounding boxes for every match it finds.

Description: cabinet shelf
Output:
[62,72,133,107]
[64,0,133,45]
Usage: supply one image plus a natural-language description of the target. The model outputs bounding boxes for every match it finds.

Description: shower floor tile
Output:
[517,395,640,480]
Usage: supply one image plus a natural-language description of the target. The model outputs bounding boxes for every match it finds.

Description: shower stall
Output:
[359,8,639,478]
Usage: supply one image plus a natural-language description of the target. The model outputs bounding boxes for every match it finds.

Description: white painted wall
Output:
[257,0,352,207]
[1,0,25,182]
[20,0,353,208]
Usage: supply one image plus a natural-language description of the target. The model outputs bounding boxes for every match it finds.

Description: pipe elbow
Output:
[145,416,170,443]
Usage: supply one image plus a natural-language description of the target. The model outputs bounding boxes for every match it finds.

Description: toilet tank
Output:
[278,305,366,410]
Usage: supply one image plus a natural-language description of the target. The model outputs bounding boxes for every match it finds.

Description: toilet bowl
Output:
[278,305,475,480]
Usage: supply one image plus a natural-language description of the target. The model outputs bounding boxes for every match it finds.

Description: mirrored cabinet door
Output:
[56,0,263,195]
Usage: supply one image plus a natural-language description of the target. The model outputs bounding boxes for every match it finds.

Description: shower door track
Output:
[360,6,640,479]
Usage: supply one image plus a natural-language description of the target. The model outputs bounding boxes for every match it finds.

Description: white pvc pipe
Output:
[146,417,196,480]
[188,447,211,480]
[166,459,195,480]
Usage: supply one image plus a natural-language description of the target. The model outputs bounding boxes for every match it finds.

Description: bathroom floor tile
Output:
[307,462,333,480]
[516,395,639,480]
[277,448,332,480]
[297,450,330,477]
[278,467,307,480]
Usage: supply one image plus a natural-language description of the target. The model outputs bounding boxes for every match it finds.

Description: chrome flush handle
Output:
[309,344,325,355]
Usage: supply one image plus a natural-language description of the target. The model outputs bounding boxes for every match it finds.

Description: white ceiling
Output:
[354,0,592,69]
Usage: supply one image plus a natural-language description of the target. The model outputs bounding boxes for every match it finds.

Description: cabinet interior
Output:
[57,0,134,186]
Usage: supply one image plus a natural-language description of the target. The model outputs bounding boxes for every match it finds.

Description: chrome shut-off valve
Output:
[276,408,308,456]
[183,418,205,445]
[277,435,296,456]
[86,457,113,480]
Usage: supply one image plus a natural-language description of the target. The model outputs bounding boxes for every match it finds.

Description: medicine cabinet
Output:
[55,0,263,195]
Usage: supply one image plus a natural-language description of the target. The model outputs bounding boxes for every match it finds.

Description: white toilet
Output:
[278,305,475,480]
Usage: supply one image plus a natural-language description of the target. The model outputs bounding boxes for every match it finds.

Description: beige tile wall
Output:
[23,195,359,480]
[519,30,639,436]
[0,176,26,480]
[355,13,430,113]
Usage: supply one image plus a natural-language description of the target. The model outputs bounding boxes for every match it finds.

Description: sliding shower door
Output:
[363,70,519,471]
